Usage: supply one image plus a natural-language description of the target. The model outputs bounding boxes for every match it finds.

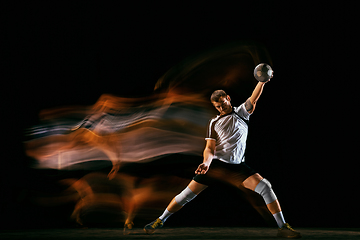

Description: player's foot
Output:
[144,218,163,234]
[277,223,301,238]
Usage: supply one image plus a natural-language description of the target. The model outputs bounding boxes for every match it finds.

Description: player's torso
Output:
[214,112,248,144]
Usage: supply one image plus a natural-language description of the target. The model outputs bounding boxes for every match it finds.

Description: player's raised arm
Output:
[244,82,266,114]
[245,65,273,114]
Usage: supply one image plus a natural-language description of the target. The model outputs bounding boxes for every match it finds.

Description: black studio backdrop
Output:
[1,1,357,229]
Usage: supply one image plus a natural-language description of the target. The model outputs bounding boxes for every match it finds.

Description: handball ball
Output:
[254,63,273,82]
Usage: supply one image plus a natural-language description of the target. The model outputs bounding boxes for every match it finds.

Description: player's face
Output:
[212,96,232,116]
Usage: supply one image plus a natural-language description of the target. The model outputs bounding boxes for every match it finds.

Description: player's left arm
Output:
[245,75,273,113]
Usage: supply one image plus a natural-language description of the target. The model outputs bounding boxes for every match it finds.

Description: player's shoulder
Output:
[234,103,251,121]
[235,102,246,111]
[207,115,220,126]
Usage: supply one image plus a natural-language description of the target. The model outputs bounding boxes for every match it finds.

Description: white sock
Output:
[273,211,286,228]
[159,208,173,223]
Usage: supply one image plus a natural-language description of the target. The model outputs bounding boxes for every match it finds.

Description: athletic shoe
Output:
[123,220,134,235]
[124,219,134,229]
[144,218,163,234]
[277,223,301,238]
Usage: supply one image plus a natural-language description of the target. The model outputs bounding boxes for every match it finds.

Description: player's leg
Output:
[144,180,207,234]
[167,180,208,212]
[242,173,301,238]
[242,173,282,214]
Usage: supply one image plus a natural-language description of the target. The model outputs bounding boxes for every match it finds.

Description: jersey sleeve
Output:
[205,118,217,141]
[235,102,252,120]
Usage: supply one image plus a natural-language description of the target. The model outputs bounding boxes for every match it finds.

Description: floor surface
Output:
[1,227,359,240]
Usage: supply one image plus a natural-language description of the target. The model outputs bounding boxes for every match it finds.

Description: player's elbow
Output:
[245,98,256,113]
[203,147,213,155]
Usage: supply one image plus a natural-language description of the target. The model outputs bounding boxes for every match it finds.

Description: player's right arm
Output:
[195,139,215,174]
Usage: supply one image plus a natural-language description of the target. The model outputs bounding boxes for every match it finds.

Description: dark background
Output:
[1,1,357,229]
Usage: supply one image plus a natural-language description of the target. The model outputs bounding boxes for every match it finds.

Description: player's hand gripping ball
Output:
[254,63,273,82]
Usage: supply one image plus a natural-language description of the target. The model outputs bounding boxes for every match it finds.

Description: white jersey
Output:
[205,103,251,164]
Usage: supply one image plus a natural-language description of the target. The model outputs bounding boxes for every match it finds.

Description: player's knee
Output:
[174,187,197,206]
[254,178,277,205]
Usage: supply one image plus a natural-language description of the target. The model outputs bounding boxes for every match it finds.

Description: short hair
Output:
[210,90,227,102]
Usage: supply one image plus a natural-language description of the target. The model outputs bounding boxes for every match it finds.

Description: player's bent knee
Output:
[174,186,197,206]
[254,178,277,205]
